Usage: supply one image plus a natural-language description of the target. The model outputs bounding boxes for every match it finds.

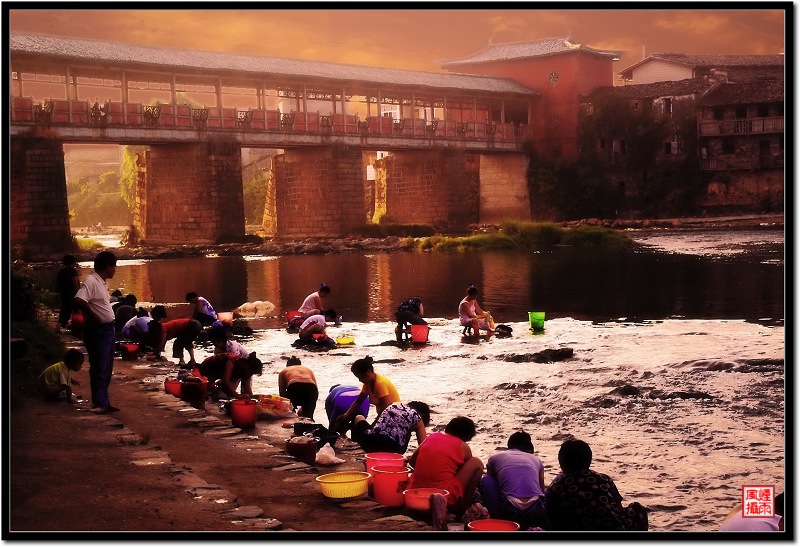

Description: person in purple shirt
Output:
[478,430,547,529]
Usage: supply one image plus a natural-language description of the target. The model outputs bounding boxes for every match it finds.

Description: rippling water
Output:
[36,229,784,531]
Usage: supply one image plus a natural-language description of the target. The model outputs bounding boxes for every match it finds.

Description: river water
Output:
[38,229,785,532]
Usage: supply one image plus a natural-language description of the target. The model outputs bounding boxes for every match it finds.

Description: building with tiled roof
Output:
[441,37,620,67]
[582,79,710,102]
[441,38,622,158]
[618,53,785,85]
[698,79,785,106]
[696,78,784,182]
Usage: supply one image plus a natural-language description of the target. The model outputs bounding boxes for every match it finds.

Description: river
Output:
[35,228,785,531]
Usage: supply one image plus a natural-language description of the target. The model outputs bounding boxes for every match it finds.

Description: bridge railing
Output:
[11,97,530,143]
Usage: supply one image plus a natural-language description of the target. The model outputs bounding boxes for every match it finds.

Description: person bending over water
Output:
[351,400,430,455]
[326,385,370,433]
[335,356,400,432]
[278,356,319,420]
[199,352,263,399]
[186,292,218,327]
[298,309,337,341]
[395,297,426,343]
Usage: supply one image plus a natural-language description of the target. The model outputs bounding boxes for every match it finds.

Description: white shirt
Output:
[300,314,326,331]
[74,271,115,324]
[122,316,152,338]
[223,339,250,359]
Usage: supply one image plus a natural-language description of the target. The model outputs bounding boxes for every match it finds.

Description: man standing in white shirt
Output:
[73,251,118,413]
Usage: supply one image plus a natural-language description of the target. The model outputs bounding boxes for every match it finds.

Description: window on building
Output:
[735,106,747,119]
[757,105,769,118]
[613,139,627,156]
[714,108,724,121]
[664,141,678,155]
[722,138,735,154]
[664,98,673,116]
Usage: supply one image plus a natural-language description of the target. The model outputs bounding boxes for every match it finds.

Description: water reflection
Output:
[60,243,783,328]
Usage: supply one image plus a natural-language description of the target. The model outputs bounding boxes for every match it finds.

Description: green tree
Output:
[528,152,619,220]
[119,146,147,212]
[242,171,268,225]
[68,170,132,226]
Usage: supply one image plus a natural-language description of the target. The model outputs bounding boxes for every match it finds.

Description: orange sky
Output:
[8,8,787,76]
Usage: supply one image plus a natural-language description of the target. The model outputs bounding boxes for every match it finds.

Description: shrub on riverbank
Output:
[75,236,104,251]
[10,267,66,408]
[413,220,634,252]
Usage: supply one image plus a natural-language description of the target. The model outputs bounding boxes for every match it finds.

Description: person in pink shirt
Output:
[297,283,331,319]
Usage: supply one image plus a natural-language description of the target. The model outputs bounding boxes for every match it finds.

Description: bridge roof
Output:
[10,32,538,97]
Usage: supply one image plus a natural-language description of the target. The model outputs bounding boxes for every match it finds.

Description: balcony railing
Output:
[10,97,529,145]
[701,153,784,171]
[699,116,784,136]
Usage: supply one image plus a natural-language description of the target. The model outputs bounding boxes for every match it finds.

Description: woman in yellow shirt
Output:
[335,356,400,431]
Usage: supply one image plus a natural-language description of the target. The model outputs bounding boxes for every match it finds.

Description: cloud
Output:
[9,8,785,71]
[654,12,731,37]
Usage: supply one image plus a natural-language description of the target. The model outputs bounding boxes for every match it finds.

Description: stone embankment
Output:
[24,213,783,266]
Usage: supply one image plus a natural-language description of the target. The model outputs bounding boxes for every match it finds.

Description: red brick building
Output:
[442,38,620,158]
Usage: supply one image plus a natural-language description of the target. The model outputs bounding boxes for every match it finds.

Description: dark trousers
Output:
[478,474,547,529]
[84,322,116,409]
[286,382,319,420]
[350,419,405,454]
[58,293,73,327]
[172,319,202,360]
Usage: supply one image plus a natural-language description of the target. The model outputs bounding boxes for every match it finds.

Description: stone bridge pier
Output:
[382,149,479,230]
[267,145,367,238]
[135,140,245,245]
[10,136,73,254]
[478,153,530,224]
[379,150,530,230]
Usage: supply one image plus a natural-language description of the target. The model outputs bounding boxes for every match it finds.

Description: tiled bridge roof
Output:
[10,31,538,97]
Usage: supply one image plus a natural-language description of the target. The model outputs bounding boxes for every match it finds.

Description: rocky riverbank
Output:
[20,213,785,267]
[8,326,437,536]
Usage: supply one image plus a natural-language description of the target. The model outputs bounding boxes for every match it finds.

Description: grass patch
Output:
[422,233,518,252]
[413,220,634,252]
[75,236,105,251]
